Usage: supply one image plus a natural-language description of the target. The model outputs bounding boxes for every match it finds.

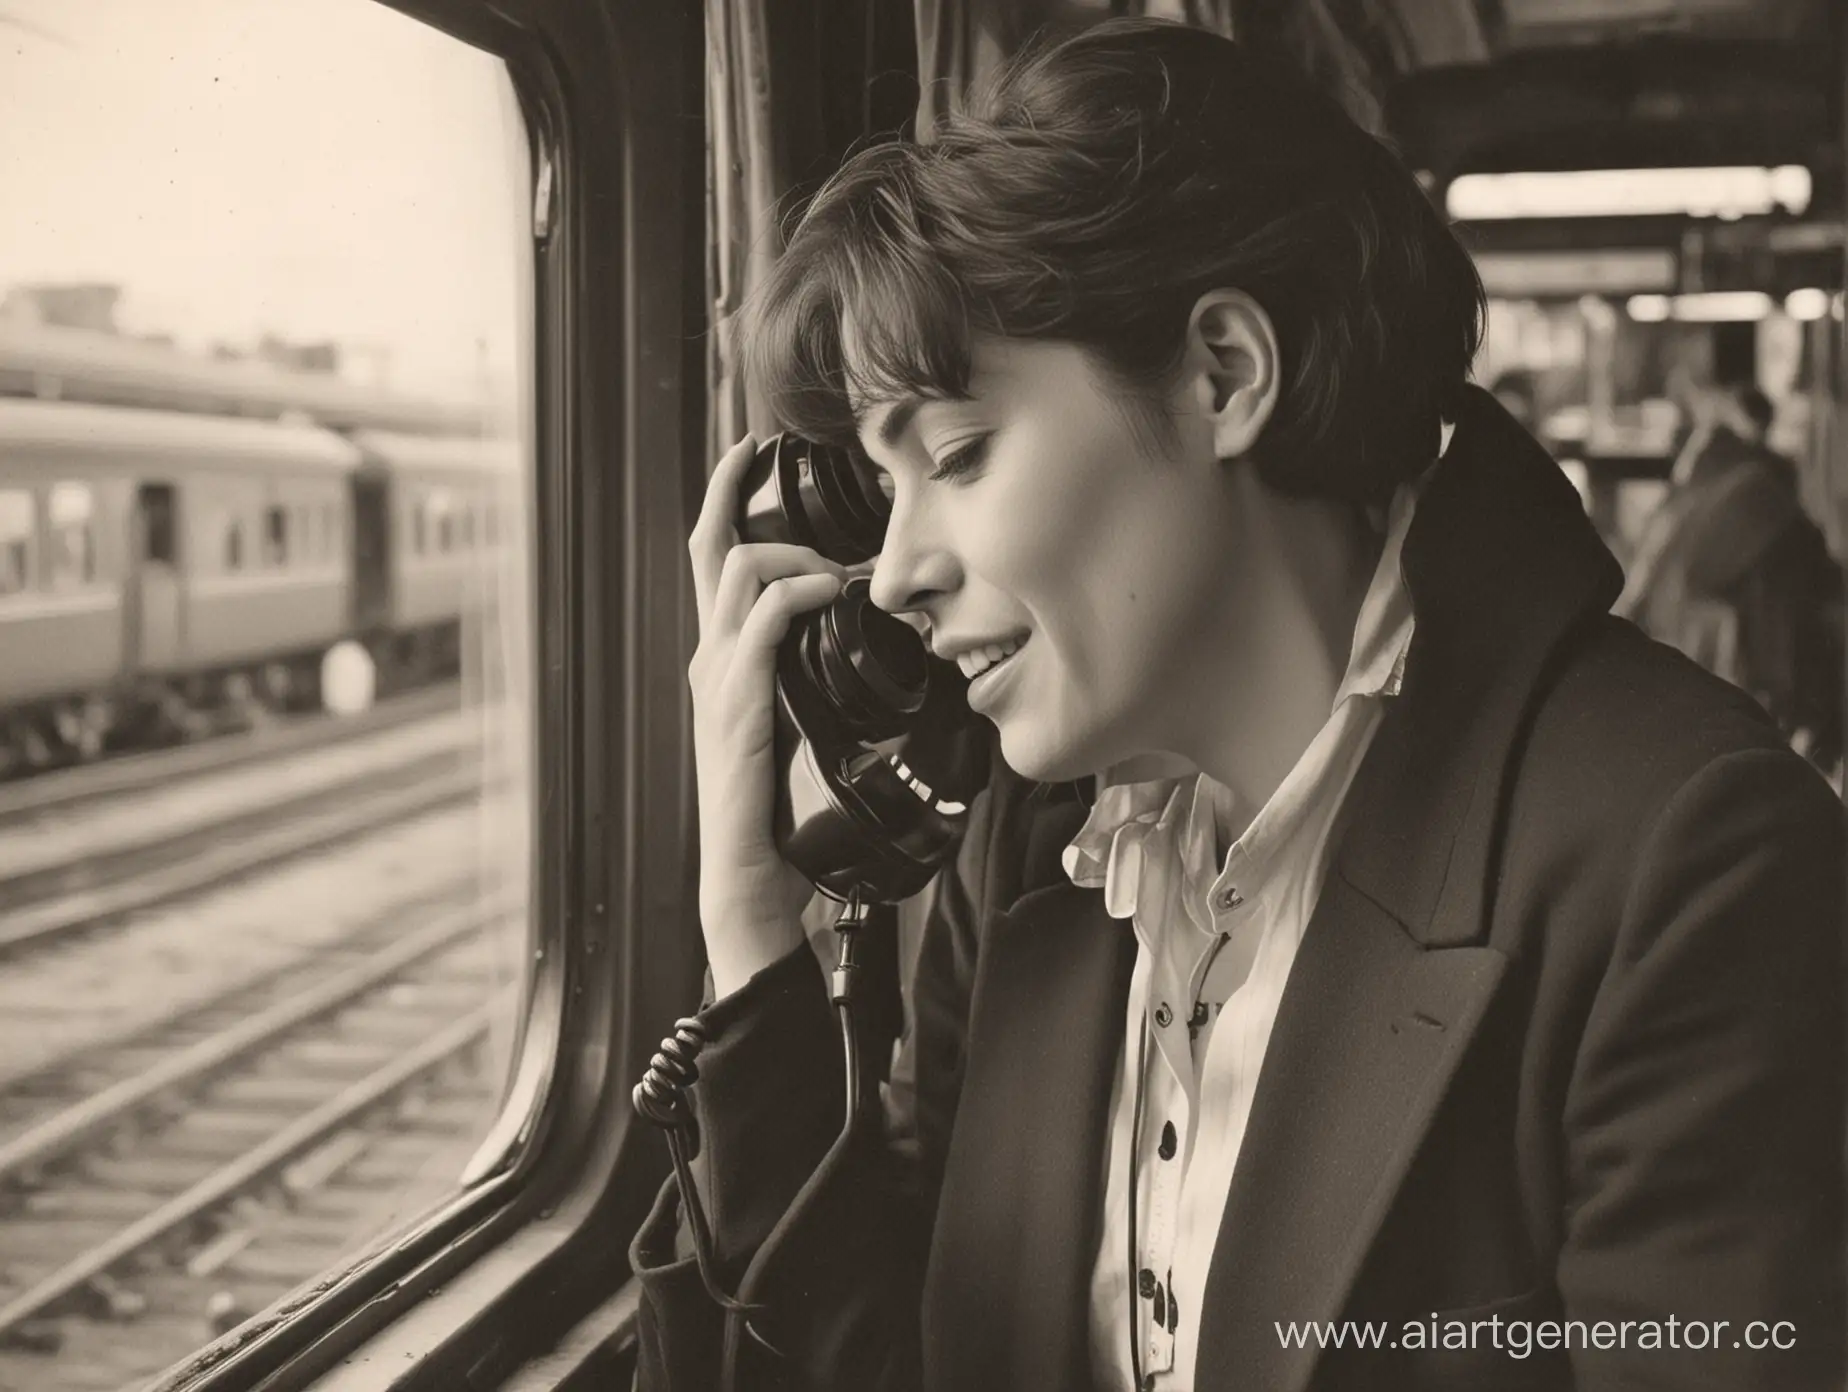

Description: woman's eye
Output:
[928,435,990,482]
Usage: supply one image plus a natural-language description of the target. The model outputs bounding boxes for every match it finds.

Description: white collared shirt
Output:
[1066,428,1446,1390]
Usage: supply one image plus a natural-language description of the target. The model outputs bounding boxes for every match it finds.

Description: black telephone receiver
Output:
[734,432,984,904]
[631,433,986,1370]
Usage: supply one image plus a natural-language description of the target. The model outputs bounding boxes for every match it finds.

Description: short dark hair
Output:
[743,18,1485,505]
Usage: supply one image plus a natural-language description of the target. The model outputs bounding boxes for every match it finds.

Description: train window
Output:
[412,495,429,556]
[264,504,290,567]
[46,481,96,587]
[224,512,247,572]
[0,2,536,1387]
[140,484,179,567]
[429,487,457,554]
[0,489,33,595]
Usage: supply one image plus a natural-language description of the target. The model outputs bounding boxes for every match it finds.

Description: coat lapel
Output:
[1194,877,1507,1392]
[921,881,1132,1390]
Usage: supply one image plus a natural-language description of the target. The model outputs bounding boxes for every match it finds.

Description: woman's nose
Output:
[866,518,956,631]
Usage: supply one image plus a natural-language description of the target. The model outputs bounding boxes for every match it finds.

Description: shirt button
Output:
[1217,886,1244,911]
[1159,1121,1177,1160]
[1154,1002,1173,1028]
[1138,1267,1157,1299]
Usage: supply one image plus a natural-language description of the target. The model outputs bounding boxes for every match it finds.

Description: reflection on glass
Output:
[0,2,536,1387]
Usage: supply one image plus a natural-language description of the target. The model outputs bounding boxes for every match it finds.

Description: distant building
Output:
[0,283,124,334]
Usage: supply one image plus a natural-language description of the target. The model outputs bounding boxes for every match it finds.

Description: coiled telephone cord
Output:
[633,889,874,1372]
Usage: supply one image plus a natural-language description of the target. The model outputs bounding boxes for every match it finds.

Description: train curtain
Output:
[705,0,915,452]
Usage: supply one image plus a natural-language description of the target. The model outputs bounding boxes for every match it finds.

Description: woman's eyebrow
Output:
[855,397,925,448]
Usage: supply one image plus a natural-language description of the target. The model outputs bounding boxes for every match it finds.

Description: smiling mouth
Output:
[957,636,1028,681]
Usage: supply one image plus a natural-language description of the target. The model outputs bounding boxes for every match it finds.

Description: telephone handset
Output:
[734,431,982,904]
[634,434,987,1374]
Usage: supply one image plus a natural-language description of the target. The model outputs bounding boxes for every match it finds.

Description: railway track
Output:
[0,897,520,1385]
[0,710,491,956]
[0,683,463,830]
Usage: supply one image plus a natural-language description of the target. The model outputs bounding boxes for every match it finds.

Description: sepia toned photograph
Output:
[0,1,1842,1390]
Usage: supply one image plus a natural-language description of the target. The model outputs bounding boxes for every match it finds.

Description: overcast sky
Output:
[0,0,529,400]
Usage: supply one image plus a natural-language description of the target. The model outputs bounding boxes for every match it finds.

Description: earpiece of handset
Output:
[736,433,887,564]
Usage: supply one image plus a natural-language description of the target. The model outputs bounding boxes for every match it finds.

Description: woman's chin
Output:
[995,722,1098,787]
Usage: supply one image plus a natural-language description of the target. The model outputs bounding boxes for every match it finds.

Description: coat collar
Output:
[1332,383,1622,947]
[919,386,1623,1392]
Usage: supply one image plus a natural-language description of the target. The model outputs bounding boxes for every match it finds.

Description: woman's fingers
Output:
[709,542,846,639]
[689,434,758,630]
[734,572,847,659]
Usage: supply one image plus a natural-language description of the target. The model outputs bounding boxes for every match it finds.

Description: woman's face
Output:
[854,335,1264,784]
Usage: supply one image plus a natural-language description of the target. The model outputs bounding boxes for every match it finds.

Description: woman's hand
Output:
[688,435,849,997]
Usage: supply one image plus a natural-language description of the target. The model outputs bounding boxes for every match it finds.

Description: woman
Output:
[634,19,1845,1391]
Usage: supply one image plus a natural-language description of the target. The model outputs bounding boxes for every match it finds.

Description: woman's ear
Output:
[1185,290,1280,460]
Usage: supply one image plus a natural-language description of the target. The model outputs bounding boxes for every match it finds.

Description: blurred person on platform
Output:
[1617,383,1843,773]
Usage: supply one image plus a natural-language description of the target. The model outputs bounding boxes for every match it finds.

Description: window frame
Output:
[151,2,706,1389]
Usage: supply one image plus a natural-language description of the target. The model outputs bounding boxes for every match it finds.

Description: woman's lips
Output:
[966,638,1026,712]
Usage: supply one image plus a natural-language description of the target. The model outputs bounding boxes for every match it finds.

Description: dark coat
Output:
[632,385,1846,1391]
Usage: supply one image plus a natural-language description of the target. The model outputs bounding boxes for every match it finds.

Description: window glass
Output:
[0,4,535,1386]
[224,511,247,572]
[430,487,457,553]
[0,489,33,595]
[141,486,178,566]
[264,503,290,567]
[295,502,315,565]
[47,481,96,587]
